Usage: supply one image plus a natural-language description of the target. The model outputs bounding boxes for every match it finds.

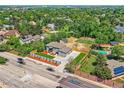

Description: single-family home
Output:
[0,30,20,37]
[20,35,33,44]
[4,30,20,37]
[46,42,72,57]
[20,35,41,44]
[115,26,124,33]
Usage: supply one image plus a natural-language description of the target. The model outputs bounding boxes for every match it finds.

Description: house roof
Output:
[21,35,41,42]
[32,35,41,40]
[0,31,7,35]
[110,41,119,45]
[46,42,66,49]
[21,35,33,41]
[115,26,124,33]
[59,47,72,53]
[4,30,19,36]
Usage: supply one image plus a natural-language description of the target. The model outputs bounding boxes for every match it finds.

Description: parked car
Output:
[46,67,54,72]
[17,58,25,65]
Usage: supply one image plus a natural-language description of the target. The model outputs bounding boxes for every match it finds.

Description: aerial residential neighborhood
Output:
[0,6,124,88]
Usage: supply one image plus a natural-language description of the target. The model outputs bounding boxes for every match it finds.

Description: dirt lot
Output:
[66,37,92,53]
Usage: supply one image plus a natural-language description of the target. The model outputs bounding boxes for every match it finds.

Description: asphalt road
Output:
[59,76,102,88]
[0,52,61,88]
[0,52,103,88]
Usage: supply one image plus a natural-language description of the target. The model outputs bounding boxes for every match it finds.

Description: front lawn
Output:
[80,56,96,73]
[35,52,54,59]
[0,56,8,64]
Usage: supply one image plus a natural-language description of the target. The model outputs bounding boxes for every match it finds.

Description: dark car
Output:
[56,86,63,88]
[46,67,54,72]
[17,58,25,64]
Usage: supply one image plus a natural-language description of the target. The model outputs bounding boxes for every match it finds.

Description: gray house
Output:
[20,35,41,44]
[115,26,124,33]
[46,42,72,57]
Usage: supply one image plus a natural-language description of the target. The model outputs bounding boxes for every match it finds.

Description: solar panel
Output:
[114,66,124,75]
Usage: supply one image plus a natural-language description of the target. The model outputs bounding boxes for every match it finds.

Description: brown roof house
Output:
[4,30,20,37]
[46,42,72,57]
[0,30,20,37]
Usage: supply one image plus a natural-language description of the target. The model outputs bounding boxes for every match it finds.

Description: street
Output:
[59,76,102,88]
[0,52,61,88]
[0,52,105,88]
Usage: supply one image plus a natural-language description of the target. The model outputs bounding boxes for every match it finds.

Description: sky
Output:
[0,0,124,5]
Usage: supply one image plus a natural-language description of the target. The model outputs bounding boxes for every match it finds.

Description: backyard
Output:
[80,56,96,73]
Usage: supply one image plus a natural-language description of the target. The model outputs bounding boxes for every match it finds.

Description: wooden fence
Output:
[75,70,124,88]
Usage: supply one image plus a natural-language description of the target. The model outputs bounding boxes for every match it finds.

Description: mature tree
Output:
[31,40,45,51]
[0,56,7,64]
[0,44,9,52]
[6,36,21,49]
[16,44,33,56]
[93,54,107,66]
[111,45,124,59]
[94,66,112,80]
[95,34,109,44]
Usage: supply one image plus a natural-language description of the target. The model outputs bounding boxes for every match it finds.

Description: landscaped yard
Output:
[35,52,54,59]
[80,56,96,73]
[71,53,86,65]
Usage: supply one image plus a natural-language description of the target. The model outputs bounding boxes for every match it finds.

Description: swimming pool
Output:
[95,50,109,55]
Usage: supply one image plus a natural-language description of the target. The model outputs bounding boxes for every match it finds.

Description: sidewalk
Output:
[65,72,111,88]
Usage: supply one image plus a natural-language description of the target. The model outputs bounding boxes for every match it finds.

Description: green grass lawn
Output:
[77,38,95,44]
[72,53,86,65]
[80,56,96,73]
[35,52,54,59]
[113,78,124,84]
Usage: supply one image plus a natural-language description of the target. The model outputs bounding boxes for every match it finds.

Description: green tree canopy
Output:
[94,66,112,80]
